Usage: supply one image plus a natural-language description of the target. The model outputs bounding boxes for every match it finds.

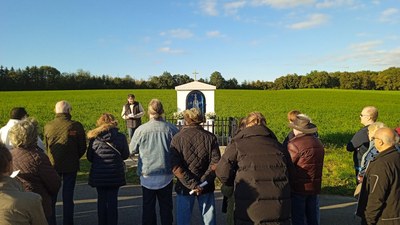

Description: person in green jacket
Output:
[44,100,87,225]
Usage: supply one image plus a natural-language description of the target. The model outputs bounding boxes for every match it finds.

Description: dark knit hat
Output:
[10,107,28,120]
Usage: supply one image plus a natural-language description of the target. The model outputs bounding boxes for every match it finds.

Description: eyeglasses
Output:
[372,137,382,142]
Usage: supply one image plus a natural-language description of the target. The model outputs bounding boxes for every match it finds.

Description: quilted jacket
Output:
[170,125,221,195]
[11,147,61,217]
[87,126,129,187]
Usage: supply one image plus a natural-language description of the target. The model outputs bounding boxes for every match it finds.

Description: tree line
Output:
[1,65,399,91]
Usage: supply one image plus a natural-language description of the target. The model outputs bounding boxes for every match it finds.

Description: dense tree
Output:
[209,71,225,88]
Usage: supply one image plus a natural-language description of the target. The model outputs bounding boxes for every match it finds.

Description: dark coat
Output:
[87,127,129,187]
[170,125,221,195]
[287,133,325,195]
[11,147,61,217]
[356,148,400,225]
[216,125,291,225]
[347,126,370,171]
[44,113,87,173]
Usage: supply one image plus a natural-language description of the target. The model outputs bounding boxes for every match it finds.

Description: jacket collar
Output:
[234,125,278,141]
[55,113,71,120]
[0,176,24,191]
[374,147,398,160]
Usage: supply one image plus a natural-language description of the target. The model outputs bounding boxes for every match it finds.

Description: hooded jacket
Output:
[87,125,129,187]
[216,125,291,225]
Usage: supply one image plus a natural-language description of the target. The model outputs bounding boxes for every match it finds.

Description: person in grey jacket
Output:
[130,99,179,225]
[356,127,400,225]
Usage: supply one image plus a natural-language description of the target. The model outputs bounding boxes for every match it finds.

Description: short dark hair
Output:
[127,94,135,98]
[0,142,12,176]
[10,107,28,120]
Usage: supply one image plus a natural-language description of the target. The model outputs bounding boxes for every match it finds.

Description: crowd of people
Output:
[0,94,399,225]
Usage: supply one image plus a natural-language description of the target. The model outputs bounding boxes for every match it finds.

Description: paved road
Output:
[54,183,361,225]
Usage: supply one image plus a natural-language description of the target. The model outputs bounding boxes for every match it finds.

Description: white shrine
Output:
[175,80,216,115]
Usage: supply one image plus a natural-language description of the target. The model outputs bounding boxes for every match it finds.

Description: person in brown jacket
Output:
[287,114,325,225]
[9,118,61,224]
[0,142,48,225]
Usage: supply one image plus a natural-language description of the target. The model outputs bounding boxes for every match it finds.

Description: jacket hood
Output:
[87,124,118,140]
[234,125,278,141]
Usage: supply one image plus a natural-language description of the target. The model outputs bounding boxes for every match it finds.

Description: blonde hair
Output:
[368,122,386,140]
[245,111,266,128]
[87,113,118,139]
[9,118,38,149]
[287,110,301,123]
[148,99,164,119]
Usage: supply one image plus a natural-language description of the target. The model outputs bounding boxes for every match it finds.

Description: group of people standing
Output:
[0,94,398,225]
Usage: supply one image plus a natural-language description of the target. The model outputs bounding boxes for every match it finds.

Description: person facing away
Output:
[87,113,129,225]
[286,114,325,225]
[8,118,61,223]
[44,100,87,225]
[0,142,48,225]
[170,107,221,225]
[356,127,400,225]
[347,106,378,180]
[121,94,144,140]
[216,111,291,225]
[357,122,387,183]
[129,99,179,225]
[0,107,45,151]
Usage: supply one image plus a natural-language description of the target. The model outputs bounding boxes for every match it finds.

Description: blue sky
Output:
[1,0,399,82]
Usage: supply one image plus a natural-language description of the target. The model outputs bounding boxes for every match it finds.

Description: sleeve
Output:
[118,134,130,160]
[38,154,61,195]
[76,122,87,158]
[287,142,301,165]
[29,195,48,225]
[216,141,238,184]
[133,103,145,118]
[347,129,369,152]
[86,139,94,162]
[365,164,391,225]
[121,106,128,119]
[129,130,140,155]
[200,137,221,184]
[170,139,201,190]
[37,137,45,152]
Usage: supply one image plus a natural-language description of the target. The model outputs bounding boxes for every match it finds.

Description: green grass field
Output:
[1,89,400,195]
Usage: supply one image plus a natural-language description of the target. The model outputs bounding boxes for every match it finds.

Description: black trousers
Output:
[141,181,173,225]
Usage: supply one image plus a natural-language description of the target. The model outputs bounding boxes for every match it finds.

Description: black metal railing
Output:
[167,117,238,146]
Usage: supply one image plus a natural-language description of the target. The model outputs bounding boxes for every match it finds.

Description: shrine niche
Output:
[186,90,205,115]
[175,80,216,115]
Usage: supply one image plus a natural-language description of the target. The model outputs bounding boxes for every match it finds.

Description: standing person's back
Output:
[0,143,48,225]
[170,108,221,225]
[44,100,86,225]
[216,112,291,225]
[130,99,179,225]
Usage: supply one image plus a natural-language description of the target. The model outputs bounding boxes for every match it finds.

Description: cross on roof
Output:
[193,71,199,81]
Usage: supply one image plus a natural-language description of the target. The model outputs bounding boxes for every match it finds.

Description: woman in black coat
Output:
[87,113,129,225]
[216,112,291,225]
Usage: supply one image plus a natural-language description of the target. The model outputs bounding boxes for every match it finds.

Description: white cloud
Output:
[158,47,185,54]
[349,40,382,52]
[380,8,399,23]
[160,29,194,39]
[200,0,218,16]
[224,1,247,14]
[316,0,355,9]
[287,14,329,29]
[206,30,224,38]
[251,0,315,8]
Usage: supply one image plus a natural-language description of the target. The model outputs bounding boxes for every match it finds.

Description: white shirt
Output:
[0,119,45,151]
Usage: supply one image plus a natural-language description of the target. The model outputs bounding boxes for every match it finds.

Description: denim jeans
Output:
[142,181,173,225]
[176,192,216,225]
[49,172,77,225]
[127,127,138,140]
[291,193,320,225]
[97,187,120,225]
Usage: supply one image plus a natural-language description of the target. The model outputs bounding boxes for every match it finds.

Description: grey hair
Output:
[8,118,38,149]
[55,100,72,114]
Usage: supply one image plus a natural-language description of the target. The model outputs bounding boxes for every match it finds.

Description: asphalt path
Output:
[53,183,362,225]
